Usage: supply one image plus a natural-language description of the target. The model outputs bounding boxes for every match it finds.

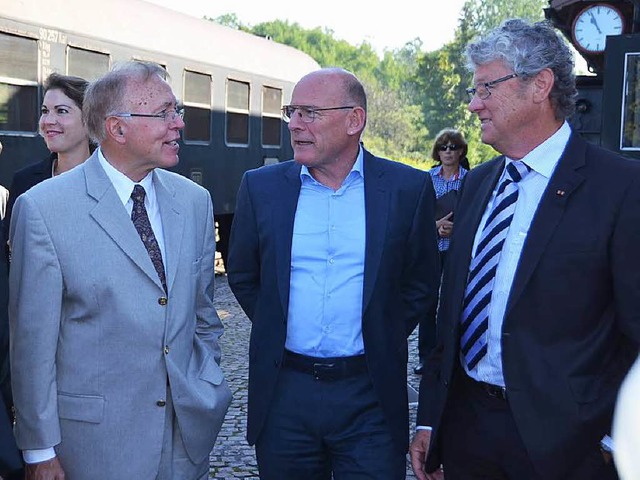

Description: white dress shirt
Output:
[464,122,571,387]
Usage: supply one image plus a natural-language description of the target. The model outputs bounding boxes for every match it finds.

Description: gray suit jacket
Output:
[9,153,231,479]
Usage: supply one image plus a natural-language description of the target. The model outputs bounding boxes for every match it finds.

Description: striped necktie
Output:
[460,161,531,371]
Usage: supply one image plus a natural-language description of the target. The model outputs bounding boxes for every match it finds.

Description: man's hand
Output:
[25,456,65,480]
[410,429,444,480]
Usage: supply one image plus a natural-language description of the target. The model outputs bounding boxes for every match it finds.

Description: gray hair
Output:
[83,61,168,143]
[465,19,577,119]
[342,69,367,113]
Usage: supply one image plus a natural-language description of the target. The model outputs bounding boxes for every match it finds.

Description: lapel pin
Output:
[556,190,565,196]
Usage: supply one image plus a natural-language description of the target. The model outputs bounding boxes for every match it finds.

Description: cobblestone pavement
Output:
[209,274,424,479]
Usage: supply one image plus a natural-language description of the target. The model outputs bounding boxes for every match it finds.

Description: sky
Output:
[145,0,467,55]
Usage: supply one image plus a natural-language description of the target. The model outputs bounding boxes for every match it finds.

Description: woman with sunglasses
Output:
[429,128,469,267]
[414,128,469,375]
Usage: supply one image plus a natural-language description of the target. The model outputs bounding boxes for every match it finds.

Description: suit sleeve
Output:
[195,191,225,365]
[3,173,26,267]
[611,173,640,344]
[402,175,440,339]
[9,192,63,449]
[227,173,260,320]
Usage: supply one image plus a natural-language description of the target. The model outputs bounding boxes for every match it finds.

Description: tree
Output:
[247,19,428,163]
[205,1,551,168]
[414,0,548,166]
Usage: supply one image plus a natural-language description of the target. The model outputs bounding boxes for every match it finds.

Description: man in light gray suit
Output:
[8,61,231,480]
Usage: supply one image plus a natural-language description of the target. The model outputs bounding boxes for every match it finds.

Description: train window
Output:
[621,52,640,150]
[0,32,38,132]
[183,70,211,143]
[226,79,249,145]
[67,47,109,81]
[262,86,282,147]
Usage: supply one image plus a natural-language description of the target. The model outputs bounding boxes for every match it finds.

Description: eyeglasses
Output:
[438,144,461,152]
[110,107,185,122]
[281,105,355,123]
[466,73,518,100]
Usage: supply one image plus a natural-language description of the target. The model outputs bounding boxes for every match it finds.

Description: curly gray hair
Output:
[466,18,577,120]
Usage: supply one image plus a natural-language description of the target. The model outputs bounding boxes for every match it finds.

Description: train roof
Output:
[3,0,320,83]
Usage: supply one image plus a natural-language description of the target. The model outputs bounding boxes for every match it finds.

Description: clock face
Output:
[572,4,624,53]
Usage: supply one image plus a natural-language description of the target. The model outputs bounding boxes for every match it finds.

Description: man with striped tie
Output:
[410,19,640,480]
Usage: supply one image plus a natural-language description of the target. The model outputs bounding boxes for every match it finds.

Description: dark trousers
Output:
[255,367,405,480]
[440,372,618,480]
[215,213,233,271]
[417,250,447,361]
[0,393,22,478]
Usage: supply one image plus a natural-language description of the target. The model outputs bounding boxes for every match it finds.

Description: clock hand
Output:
[589,11,602,34]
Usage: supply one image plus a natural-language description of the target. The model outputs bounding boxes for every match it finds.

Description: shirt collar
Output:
[435,164,461,180]
[299,144,365,184]
[97,147,155,206]
[504,121,571,179]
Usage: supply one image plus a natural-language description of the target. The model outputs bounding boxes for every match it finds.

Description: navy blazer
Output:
[228,149,441,453]
[418,133,640,479]
[0,155,51,477]
[3,154,54,264]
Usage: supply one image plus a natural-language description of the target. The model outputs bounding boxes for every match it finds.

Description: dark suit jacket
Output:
[0,249,20,476]
[228,149,440,453]
[0,155,50,477]
[2,154,54,265]
[0,394,21,476]
[418,133,640,479]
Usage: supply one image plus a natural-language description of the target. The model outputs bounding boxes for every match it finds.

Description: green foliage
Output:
[205,0,550,167]
[414,0,547,166]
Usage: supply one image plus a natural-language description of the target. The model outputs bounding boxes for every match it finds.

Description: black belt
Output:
[283,350,367,381]
[461,372,508,401]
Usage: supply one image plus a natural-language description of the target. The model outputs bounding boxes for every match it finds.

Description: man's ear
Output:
[533,68,555,104]
[346,106,366,136]
[106,117,126,143]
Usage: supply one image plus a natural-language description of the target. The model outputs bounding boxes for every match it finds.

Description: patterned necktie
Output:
[460,161,531,370]
[131,185,167,292]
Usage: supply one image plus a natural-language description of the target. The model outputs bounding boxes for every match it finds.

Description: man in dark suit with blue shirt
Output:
[410,19,640,480]
[228,67,440,479]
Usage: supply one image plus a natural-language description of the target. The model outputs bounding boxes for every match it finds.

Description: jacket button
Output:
[164,346,170,354]
[158,297,168,305]
[156,400,166,407]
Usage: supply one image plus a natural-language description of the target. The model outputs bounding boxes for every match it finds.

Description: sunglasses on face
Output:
[438,144,461,152]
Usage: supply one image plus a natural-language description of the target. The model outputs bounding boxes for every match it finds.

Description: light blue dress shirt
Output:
[465,122,571,387]
[285,148,366,358]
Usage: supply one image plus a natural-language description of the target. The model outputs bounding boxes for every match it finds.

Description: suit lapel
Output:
[85,154,165,291]
[275,162,302,314]
[506,134,586,314]
[449,158,505,324]
[362,152,389,312]
[154,171,183,294]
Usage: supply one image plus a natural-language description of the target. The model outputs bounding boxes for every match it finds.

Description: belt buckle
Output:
[313,362,335,380]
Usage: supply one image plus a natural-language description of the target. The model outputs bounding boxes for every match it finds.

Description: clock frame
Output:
[571,3,625,54]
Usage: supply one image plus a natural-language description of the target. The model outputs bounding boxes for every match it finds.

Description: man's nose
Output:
[468,95,483,113]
